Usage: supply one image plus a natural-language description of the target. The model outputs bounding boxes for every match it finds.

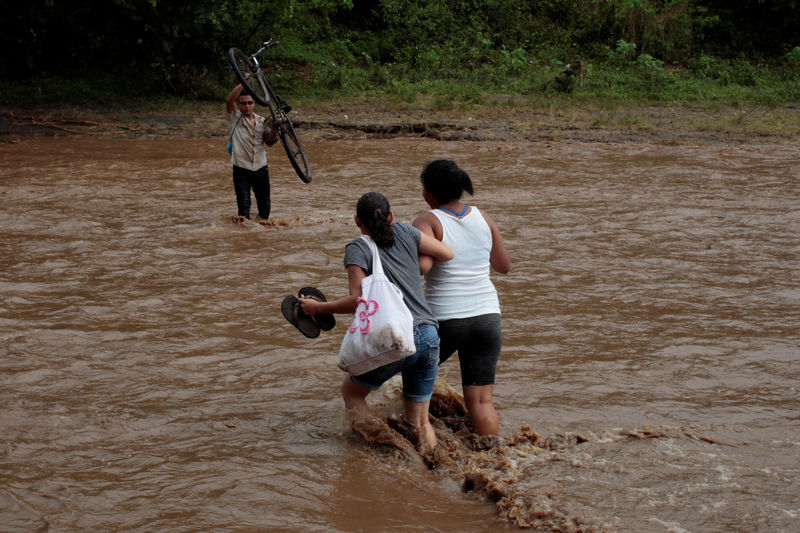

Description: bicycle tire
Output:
[228,47,270,107]
[261,77,312,183]
[278,119,312,183]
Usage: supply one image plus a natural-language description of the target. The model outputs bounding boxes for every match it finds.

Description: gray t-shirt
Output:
[343,223,437,328]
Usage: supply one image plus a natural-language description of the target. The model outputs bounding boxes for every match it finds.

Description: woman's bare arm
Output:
[419,231,453,263]
[414,212,450,273]
[299,265,366,316]
[481,211,511,274]
[413,212,443,274]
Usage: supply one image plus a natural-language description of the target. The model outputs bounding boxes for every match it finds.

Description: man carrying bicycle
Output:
[226,82,279,222]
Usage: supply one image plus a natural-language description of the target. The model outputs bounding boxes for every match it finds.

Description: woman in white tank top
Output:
[413,160,511,436]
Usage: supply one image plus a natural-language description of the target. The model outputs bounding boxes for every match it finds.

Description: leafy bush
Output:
[785,46,800,65]
[614,39,639,63]
[730,58,759,87]
[635,53,671,88]
[691,54,731,81]
[782,46,800,78]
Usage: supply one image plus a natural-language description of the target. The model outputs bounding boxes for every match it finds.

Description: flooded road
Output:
[1,136,799,531]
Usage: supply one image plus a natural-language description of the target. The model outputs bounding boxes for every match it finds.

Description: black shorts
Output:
[438,313,502,387]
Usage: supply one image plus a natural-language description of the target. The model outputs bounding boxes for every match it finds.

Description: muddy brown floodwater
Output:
[1,135,799,532]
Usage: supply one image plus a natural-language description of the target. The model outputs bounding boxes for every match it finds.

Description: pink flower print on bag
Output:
[349,297,379,334]
[338,236,415,375]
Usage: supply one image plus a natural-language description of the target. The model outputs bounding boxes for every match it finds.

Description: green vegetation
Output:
[2,0,798,109]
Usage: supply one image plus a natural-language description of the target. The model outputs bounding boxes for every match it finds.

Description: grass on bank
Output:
[4,43,799,108]
[2,49,798,142]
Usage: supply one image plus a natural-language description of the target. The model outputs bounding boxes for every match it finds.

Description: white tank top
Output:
[423,206,500,320]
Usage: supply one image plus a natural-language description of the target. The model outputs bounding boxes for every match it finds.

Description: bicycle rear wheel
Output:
[228,48,270,107]
[261,79,312,183]
[277,118,312,183]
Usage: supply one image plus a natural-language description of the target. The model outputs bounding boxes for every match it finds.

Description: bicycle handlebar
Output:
[251,39,279,59]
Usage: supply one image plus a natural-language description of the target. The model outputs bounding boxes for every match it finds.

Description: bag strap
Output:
[360,235,384,275]
[229,113,243,146]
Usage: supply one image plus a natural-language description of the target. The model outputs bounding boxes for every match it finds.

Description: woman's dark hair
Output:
[420,159,474,204]
[356,192,395,248]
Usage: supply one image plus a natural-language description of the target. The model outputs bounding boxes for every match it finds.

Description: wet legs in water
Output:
[403,397,437,450]
[232,165,271,219]
[438,315,501,436]
[463,384,499,436]
[341,377,437,449]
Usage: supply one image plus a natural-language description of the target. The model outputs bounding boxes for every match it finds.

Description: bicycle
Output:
[228,40,311,184]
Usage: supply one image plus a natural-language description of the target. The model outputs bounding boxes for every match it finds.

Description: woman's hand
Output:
[298,296,321,316]
[418,254,435,274]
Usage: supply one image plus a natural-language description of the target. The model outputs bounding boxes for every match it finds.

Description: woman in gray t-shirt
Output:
[299,192,452,450]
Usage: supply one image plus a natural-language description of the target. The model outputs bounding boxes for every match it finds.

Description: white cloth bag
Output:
[338,236,416,375]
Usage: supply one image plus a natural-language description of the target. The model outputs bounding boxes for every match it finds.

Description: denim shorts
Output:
[350,322,440,402]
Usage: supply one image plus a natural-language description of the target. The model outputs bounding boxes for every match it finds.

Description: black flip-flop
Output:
[281,295,320,338]
[298,287,336,331]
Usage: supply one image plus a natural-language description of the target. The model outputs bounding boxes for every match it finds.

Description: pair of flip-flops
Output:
[281,287,336,339]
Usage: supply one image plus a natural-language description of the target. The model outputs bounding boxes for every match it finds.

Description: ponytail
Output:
[356,192,395,248]
[420,159,474,204]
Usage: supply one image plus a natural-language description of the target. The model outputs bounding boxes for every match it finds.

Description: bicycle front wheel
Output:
[228,48,270,107]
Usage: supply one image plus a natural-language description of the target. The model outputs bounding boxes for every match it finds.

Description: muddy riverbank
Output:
[2,99,798,145]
